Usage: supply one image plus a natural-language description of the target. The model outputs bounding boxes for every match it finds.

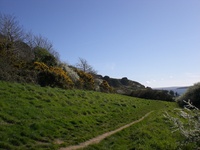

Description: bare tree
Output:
[0,14,34,61]
[33,34,53,52]
[25,32,53,51]
[0,13,59,63]
[0,13,24,42]
[25,32,60,62]
[24,31,35,49]
[76,57,97,74]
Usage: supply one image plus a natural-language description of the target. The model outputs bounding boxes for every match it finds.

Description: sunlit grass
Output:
[84,110,182,150]
[0,81,178,150]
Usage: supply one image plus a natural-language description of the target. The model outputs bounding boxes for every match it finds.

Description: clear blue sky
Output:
[1,0,200,88]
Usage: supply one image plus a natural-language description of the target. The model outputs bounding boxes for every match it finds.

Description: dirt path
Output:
[60,111,153,150]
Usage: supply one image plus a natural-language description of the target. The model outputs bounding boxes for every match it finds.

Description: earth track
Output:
[60,111,153,150]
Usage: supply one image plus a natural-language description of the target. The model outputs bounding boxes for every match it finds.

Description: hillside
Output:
[0,81,181,150]
[96,75,145,94]
[0,32,145,94]
[0,15,146,95]
[0,14,199,149]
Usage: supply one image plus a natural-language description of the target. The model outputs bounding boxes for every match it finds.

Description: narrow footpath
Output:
[60,111,153,150]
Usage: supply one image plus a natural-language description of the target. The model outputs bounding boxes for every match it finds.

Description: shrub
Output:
[34,62,49,71]
[74,69,95,90]
[177,82,200,108]
[130,88,173,101]
[49,67,74,89]
[100,80,113,93]
[33,47,57,66]
[0,38,12,50]
[34,62,73,89]
[0,39,37,83]
[164,101,200,149]
[60,63,80,82]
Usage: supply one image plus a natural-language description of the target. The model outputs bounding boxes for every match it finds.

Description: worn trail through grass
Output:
[0,81,178,149]
[60,111,153,150]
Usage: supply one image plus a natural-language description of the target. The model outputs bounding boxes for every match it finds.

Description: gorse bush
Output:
[177,82,200,108]
[74,68,95,90]
[100,80,113,93]
[1,14,104,92]
[1,13,152,95]
[34,62,73,89]
[34,61,49,71]
[0,14,61,86]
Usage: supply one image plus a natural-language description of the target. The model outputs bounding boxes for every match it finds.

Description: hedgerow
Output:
[130,88,173,101]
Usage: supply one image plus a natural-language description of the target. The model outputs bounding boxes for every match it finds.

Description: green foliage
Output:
[176,82,200,108]
[34,62,74,89]
[0,81,178,150]
[33,47,57,66]
[130,88,174,102]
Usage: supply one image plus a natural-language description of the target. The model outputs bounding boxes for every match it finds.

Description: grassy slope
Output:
[84,110,183,150]
[0,81,179,150]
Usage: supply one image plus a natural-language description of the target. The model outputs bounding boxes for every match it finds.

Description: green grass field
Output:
[0,81,180,150]
[84,110,183,150]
